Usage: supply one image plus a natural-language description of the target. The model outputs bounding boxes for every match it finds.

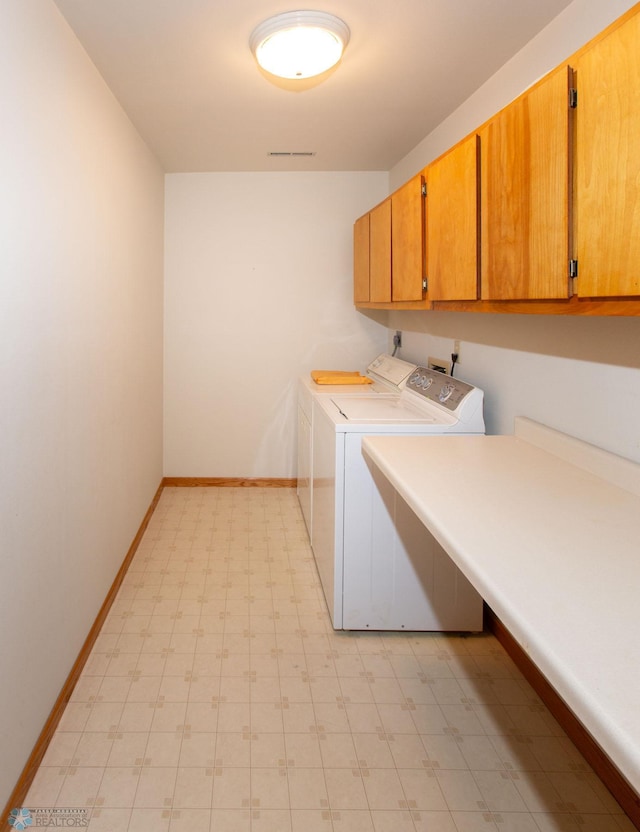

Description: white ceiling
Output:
[53,0,574,173]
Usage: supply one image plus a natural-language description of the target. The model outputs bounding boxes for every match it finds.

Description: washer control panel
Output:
[406,367,475,412]
[366,353,417,389]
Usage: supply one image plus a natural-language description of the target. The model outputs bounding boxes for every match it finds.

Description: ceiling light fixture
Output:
[250,10,350,80]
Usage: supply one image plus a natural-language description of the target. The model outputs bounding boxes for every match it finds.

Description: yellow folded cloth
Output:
[311,370,373,385]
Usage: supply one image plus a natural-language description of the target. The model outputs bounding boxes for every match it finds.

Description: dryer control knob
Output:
[439,383,454,402]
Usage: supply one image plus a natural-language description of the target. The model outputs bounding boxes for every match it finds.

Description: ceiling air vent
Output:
[268,151,317,157]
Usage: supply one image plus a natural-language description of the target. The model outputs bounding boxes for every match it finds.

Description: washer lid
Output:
[330,396,449,424]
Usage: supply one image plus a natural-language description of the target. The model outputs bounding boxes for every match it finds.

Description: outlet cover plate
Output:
[427,356,452,375]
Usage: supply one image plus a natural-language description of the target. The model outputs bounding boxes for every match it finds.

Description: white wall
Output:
[164,172,389,478]
[0,0,164,807]
[386,0,640,464]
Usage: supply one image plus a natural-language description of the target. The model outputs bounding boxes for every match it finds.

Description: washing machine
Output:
[312,366,485,631]
[297,354,417,538]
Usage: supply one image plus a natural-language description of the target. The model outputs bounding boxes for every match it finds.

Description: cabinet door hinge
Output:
[569,259,578,278]
[422,277,428,292]
[569,87,578,108]
[422,182,427,197]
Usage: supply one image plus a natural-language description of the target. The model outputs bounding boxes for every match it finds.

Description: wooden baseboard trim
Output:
[486,606,640,828]
[162,476,297,488]
[1,480,165,825]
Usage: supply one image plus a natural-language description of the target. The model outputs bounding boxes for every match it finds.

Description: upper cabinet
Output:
[369,198,392,302]
[425,134,479,301]
[353,173,427,308]
[575,11,640,298]
[353,212,370,304]
[354,4,640,315]
[479,65,572,301]
[353,199,393,304]
[390,174,426,302]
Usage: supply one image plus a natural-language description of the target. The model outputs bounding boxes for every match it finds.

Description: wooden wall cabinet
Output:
[479,65,572,301]
[353,212,370,303]
[575,11,640,298]
[354,4,640,316]
[353,200,394,303]
[369,199,392,302]
[425,134,479,301]
[353,173,427,308]
[390,173,426,302]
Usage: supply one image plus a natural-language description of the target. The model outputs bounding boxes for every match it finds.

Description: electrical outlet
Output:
[393,330,402,349]
[453,340,461,364]
[427,356,452,375]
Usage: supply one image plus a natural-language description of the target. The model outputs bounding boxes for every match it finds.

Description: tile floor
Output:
[24,487,633,832]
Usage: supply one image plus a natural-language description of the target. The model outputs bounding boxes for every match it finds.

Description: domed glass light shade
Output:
[250,11,350,79]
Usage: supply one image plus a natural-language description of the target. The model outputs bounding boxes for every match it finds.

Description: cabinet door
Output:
[353,213,370,303]
[576,13,640,297]
[480,65,571,300]
[391,173,425,301]
[426,135,479,300]
[369,199,392,302]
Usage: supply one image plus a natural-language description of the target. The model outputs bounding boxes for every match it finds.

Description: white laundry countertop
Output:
[361,417,640,795]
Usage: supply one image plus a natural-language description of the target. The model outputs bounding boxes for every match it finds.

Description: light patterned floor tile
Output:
[434,769,487,812]
[545,771,613,814]
[449,811,500,831]
[488,734,542,773]
[352,733,394,769]
[345,704,380,735]
[324,767,367,810]
[328,809,373,831]
[290,808,333,832]
[287,766,328,810]
[133,766,177,809]
[252,701,285,733]
[25,766,66,806]
[211,766,251,809]
[284,732,323,768]
[528,813,581,832]
[117,703,155,733]
[250,808,292,832]
[252,767,291,810]
[361,767,405,811]
[249,732,285,768]
[172,767,214,809]
[84,702,125,733]
[168,808,211,832]
[41,732,82,767]
[318,733,358,769]
[96,766,140,807]
[210,808,252,830]
[20,488,632,832]
[56,766,104,808]
[370,809,416,831]
[513,771,565,814]
[87,807,131,830]
[411,810,458,831]
[128,807,171,832]
[74,733,114,767]
[316,701,351,733]
[397,767,448,810]
[472,768,529,812]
